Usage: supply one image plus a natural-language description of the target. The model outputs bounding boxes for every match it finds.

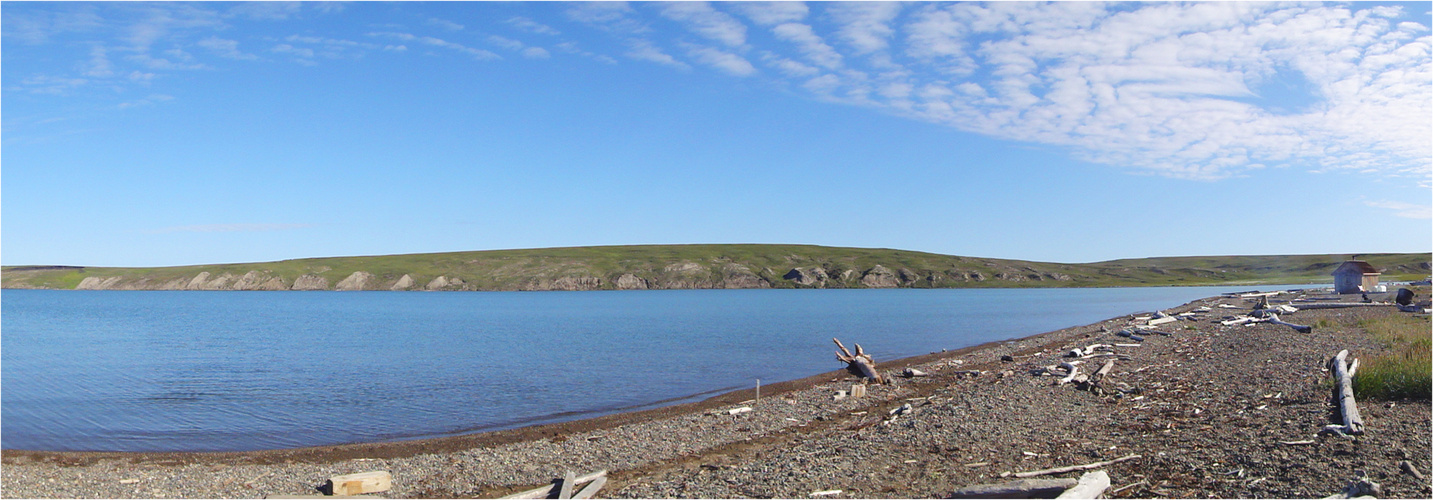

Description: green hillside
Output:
[3,245,1428,291]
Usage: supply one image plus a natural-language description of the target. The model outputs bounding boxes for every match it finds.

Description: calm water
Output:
[1,286,1311,452]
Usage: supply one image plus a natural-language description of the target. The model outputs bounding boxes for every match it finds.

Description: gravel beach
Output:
[4,289,1429,499]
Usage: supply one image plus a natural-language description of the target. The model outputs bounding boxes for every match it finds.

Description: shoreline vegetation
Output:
[2,288,1429,498]
[2,244,1429,291]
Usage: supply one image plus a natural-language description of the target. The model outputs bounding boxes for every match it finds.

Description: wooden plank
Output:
[571,476,607,500]
[558,470,576,500]
[328,471,390,496]
[501,470,608,499]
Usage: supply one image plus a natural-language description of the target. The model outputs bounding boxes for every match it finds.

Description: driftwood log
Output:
[835,338,885,384]
[949,478,1077,498]
[1014,454,1141,478]
[1322,350,1365,436]
[1054,470,1111,499]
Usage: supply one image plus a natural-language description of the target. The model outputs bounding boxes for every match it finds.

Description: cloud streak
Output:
[148,223,316,234]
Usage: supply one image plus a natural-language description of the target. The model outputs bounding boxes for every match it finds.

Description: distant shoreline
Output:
[3,244,1425,292]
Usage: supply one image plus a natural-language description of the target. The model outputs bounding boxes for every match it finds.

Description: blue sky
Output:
[3,1,1430,268]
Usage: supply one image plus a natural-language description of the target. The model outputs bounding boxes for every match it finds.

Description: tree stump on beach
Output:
[834,338,885,384]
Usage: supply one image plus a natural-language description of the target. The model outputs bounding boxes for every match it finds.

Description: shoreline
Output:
[4,290,1428,499]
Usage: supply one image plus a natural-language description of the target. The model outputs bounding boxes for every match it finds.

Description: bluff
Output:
[3,245,1428,292]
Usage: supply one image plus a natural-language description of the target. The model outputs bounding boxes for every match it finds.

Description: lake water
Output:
[1,286,1314,452]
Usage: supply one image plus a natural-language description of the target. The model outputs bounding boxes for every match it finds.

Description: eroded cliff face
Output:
[11,261,1084,291]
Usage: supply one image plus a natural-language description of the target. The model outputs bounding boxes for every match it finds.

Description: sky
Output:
[2,1,1430,268]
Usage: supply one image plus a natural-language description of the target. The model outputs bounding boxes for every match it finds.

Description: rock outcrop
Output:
[783,267,828,287]
[335,272,374,291]
[720,264,769,289]
[391,274,415,291]
[76,276,123,290]
[292,274,329,291]
[860,265,899,288]
[616,273,649,290]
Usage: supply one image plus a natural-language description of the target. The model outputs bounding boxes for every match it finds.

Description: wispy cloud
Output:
[506,16,559,36]
[1365,200,1433,219]
[659,2,747,48]
[426,17,464,31]
[625,38,689,70]
[116,93,172,109]
[148,223,316,234]
[367,32,500,61]
[684,44,756,76]
[732,2,808,26]
[197,36,258,60]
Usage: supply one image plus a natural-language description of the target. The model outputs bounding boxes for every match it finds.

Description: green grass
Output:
[1352,312,1432,400]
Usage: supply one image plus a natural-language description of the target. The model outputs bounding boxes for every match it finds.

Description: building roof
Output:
[1332,260,1380,275]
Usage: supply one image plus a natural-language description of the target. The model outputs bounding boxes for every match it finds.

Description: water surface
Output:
[1,286,1311,452]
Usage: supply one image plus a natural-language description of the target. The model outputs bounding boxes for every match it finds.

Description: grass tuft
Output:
[1352,314,1431,400]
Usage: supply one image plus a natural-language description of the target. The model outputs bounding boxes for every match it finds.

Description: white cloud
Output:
[732,2,808,26]
[567,2,648,34]
[826,2,901,55]
[659,2,747,47]
[522,47,551,59]
[426,17,464,31]
[271,43,314,59]
[198,36,258,60]
[1365,200,1433,219]
[772,23,842,69]
[368,32,500,61]
[116,93,173,109]
[226,2,301,21]
[85,45,115,77]
[488,35,525,51]
[761,52,819,77]
[685,44,756,77]
[507,16,560,36]
[626,39,689,70]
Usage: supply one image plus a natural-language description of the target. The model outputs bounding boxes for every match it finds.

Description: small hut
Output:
[1332,260,1381,294]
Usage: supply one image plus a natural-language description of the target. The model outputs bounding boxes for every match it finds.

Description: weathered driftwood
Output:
[501,470,608,499]
[949,478,1077,498]
[1292,302,1392,310]
[558,471,576,500]
[1322,350,1365,436]
[1262,313,1313,333]
[1222,314,1312,333]
[1054,470,1111,499]
[1014,454,1141,478]
[1091,360,1115,383]
[1057,362,1080,385]
[571,476,606,500]
[902,367,929,378]
[834,338,885,384]
[1147,316,1177,326]
[1323,476,1381,499]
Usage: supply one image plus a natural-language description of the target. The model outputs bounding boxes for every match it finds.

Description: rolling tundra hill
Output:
[3,245,1428,291]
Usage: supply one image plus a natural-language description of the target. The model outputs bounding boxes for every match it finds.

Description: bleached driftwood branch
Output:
[1321,350,1365,436]
[949,478,1077,498]
[1054,470,1111,499]
[1014,454,1141,478]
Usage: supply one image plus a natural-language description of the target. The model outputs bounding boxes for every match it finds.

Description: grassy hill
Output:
[2,245,1428,291]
